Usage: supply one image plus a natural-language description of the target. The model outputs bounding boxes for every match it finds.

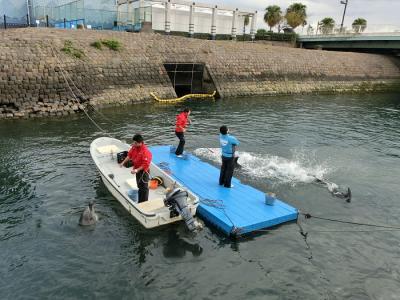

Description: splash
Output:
[194,148,332,185]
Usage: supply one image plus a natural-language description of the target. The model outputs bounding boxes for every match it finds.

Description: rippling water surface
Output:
[1,93,400,299]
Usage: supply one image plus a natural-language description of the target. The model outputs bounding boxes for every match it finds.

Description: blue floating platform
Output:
[150,146,298,236]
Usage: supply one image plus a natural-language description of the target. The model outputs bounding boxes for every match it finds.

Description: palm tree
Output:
[285,2,307,29]
[352,18,367,33]
[264,5,282,32]
[244,15,250,27]
[319,17,335,34]
[242,14,250,40]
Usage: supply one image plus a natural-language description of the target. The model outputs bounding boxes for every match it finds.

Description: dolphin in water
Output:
[330,186,352,203]
[234,156,242,169]
[79,201,99,226]
[314,178,352,202]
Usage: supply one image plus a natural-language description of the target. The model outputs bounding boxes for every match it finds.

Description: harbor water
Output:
[1,93,400,299]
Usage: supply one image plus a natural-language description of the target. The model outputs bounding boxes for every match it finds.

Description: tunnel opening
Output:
[164,63,219,98]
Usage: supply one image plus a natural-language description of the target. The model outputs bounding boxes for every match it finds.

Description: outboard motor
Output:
[164,188,196,231]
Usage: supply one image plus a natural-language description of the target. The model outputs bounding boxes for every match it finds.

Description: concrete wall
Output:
[0,28,400,119]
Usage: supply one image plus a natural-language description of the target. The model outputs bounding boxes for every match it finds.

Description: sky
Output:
[199,0,400,32]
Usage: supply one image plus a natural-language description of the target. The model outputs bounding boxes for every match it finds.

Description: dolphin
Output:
[234,156,242,169]
[331,187,352,203]
[314,177,352,202]
[79,201,99,226]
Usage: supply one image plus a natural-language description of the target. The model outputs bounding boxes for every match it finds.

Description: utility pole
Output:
[26,0,33,26]
[340,0,348,33]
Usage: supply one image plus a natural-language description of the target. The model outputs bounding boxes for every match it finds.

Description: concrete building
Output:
[117,0,257,39]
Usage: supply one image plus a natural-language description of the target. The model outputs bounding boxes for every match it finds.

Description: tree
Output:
[244,15,250,27]
[285,3,307,29]
[352,18,367,33]
[257,29,268,35]
[319,17,335,34]
[306,24,314,35]
[264,5,282,32]
[242,14,250,39]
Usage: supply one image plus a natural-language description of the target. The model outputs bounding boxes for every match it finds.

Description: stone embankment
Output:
[1,28,400,119]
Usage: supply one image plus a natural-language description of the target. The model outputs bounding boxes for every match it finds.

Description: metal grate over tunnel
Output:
[163,63,218,98]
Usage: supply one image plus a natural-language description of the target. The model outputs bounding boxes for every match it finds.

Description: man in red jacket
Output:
[120,134,152,203]
[174,108,191,156]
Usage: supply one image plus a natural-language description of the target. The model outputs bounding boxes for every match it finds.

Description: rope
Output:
[200,198,243,236]
[190,62,195,94]
[296,216,313,259]
[49,44,114,137]
[156,162,172,175]
[158,158,241,236]
[48,45,115,125]
[250,212,400,235]
[137,170,150,184]
[250,228,400,234]
[173,63,178,91]
[68,86,116,126]
[299,211,400,230]
[199,198,224,208]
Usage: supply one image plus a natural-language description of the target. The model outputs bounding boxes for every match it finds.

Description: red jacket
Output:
[175,112,189,133]
[128,144,152,172]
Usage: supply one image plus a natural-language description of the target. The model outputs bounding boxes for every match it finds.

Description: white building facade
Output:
[117,0,257,39]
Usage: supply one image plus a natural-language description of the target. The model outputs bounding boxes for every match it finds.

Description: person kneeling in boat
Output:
[120,134,152,203]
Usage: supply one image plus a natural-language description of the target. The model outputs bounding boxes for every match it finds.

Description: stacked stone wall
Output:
[0,28,400,119]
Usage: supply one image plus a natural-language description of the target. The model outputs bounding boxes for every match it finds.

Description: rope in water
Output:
[298,211,400,230]
[250,211,400,236]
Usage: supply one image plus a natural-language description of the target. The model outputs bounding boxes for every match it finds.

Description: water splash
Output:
[194,148,332,185]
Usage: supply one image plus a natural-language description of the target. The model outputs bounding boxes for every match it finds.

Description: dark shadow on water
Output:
[93,175,205,264]
[201,217,300,251]
[163,229,203,258]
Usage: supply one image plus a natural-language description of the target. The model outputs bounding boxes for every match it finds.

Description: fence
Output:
[54,18,85,29]
[0,15,31,29]
[255,32,297,42]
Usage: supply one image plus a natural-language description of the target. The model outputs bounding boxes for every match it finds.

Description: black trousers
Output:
[219,156,235,187]
[175,131,185,155]
[136,170,149,203]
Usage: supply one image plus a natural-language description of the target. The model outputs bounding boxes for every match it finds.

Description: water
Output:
[1,93,400,299]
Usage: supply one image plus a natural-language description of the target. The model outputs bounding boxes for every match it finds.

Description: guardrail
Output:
[300,32,400,38]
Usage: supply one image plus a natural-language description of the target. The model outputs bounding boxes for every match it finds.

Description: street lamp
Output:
[340,0,348,33]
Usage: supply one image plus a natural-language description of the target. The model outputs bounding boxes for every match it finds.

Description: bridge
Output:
[298,33,400,55]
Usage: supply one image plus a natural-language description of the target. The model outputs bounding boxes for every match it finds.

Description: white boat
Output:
[90,137,199,229]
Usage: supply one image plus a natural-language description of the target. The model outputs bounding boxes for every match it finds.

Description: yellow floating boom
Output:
[150,91,216,103]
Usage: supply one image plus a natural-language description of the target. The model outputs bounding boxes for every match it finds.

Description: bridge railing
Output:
[299,32,400,39]
[300,24,400,37]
